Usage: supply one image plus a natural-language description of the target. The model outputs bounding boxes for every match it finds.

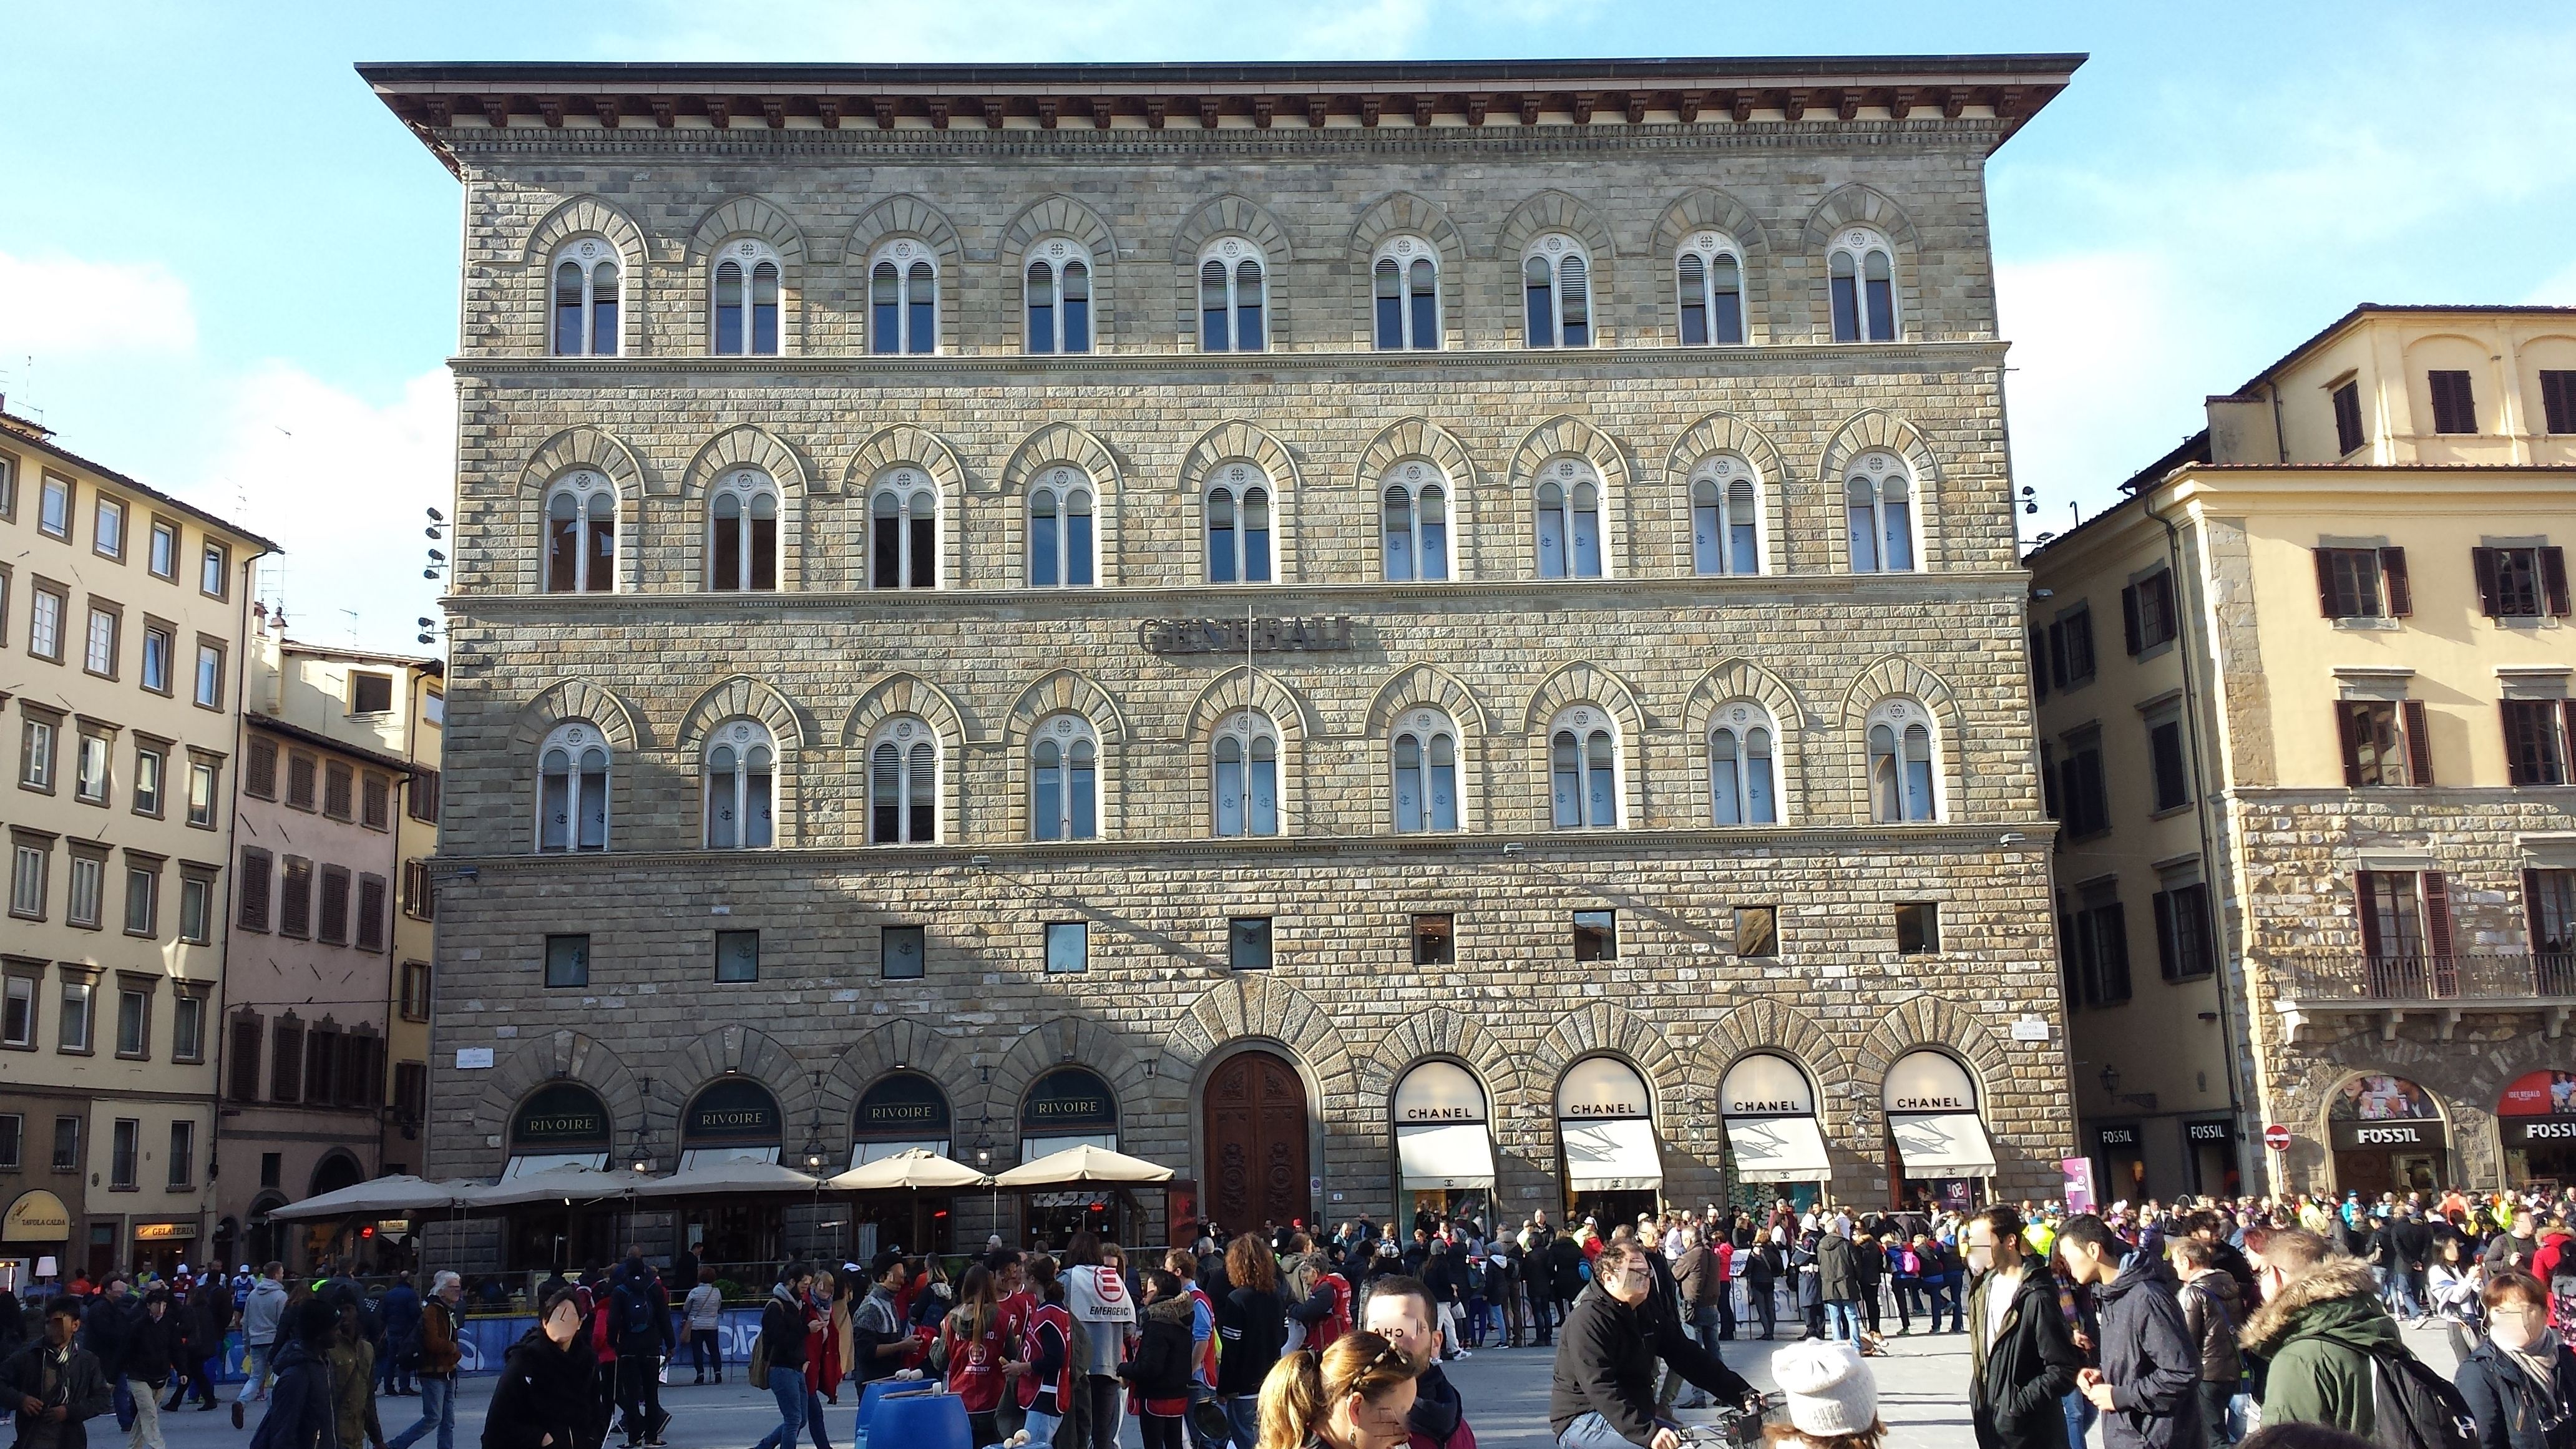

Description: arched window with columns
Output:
[869,468,939,589]
[710,238,781,355]
[1205,463,1274,584]
[1534,457,1605,580]
[537,721,610,852]
[1373,237,1439,351]
[1828,227,1897,343]
[1549,706,1619,829]
[1523,233,1593,348]
[1028,467,1096,587]
[1689,455,1763,577]
[1025,237,1093,354]
[1391,709,1460,833]
[1866,696,1940,823]
[707,468,779,592]
[1199,238,1266,353]
[543,471,617,593]
[1676,230,1745,345]
[1030,713,1099,842]
[1845,451,1920,574]
[703,719,776,849]
[869,240,939,354]
[550,238,620,357]
[1380,460,1451,582]
[1212,710,1281,837]
[1709,701,1778,826]
[868,716,940,846]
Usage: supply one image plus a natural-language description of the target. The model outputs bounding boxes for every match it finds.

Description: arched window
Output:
[1211,711,1280,837]
[703,720,776,849]
[1549,706,1619,829]
[1198,238,1266,353]
[1390,709,1460,833]
[1844,452,1917,573]
[1866,697,1939,823]
[550,239,620,357]
[867,716,938,845]
[1689,455,1762,576]
[1534,457,1604,580]
[1027,467,1096,587]
[1676,231,1745,346]
[543,472,617,593]
[707,469,779,592]
[1709,702,1778,826]
[1828,227,1896,343]
[869,240,939,355]
[1380,461,1450,582]
[1373,237,1439,351]
[710,238,781,356]
[869,468,939,589]
[1523,234,1593,348]
[1030,713,1099,842]
[537,721,610,852]
[1204,464,1272,584]
[1025,238,1093,354]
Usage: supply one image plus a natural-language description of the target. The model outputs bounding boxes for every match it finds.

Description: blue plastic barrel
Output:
[872,1390,973,1449]
[856,1380,947,1449]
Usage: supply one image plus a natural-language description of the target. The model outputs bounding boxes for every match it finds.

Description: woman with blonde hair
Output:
[1254,1332,1421,1449]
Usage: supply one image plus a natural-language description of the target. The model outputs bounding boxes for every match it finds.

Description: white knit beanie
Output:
[1770,1340,1876,1439]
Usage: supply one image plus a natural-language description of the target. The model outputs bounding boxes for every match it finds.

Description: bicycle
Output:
[1669,1392,1777,1449]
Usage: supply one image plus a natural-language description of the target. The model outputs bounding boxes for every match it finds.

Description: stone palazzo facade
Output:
[366,54,2083,1261]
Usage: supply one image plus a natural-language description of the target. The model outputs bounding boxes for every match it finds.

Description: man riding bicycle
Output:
[1550,1241,1764,1449]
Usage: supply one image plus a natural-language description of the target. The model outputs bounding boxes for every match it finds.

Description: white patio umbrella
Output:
[266,1175,479,1220]
[991,1144,1174,1188]
[464,1164,646,1209]
[632,1159,821,1199]
[824,1149,992,1193]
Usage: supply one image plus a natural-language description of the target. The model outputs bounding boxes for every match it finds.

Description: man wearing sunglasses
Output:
[1549,1241,1762,1449]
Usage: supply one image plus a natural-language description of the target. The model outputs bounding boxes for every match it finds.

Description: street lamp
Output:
[2097,1063,2120,1098]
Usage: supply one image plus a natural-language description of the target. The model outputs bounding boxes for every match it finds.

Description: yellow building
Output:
[2031,305,2576,1199]
[0,407,276,1283]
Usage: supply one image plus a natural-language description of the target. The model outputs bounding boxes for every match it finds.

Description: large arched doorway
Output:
[1202,1050,1311,1234]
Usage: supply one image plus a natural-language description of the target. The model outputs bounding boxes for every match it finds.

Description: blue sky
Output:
[3,1,2572,651]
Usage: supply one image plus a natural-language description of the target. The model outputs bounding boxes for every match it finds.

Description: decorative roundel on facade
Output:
[1404,462,1427,481]
[569,471,598,489]
[561,724,592,745]
[1700,456,1742,480]
[1551,460,1582,481]
[1839,228,1877,251]
[1689,230,1729,253]
[1389,237,1418,257]
[723,721,758,745]
[1568,708,1596,728]
[889,240,919,261]
[731,470,758,489]
[725,240,764,262]
[1218,238,1246,258]
[1408,711,1439,733]
[1048,716,1079,739]
[1047,467,1077,487]
[1226,464,1251,483]
[1044,239,1072,259]
[886,468,924,489]
[893,720,917,741]
[1880,700,1916,723]
[1722,704,1755,726]
[1865,454,1891,475]
[1543,235,1567,253]
[1224,710,1262,735]
[577,240,603,260]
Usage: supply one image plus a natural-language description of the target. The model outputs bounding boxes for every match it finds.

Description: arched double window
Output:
[1212,711,1281,837]
[869,240,939,355]
[1199,239,1266,353]
[1844,452,1918,573]
[550,239,620,357]
[1535,457,1604,580]
[537,721,610,852]
[703,720,776,849]
[1028,467,1096,587]
[1866,697,1938,823]
[1690,456,1762,576]
[711,238,781,355]
[869,469,939,589]
[1709,702,1778,826]
[1549,707,1618,829]
[1025,238,1093,354]
[1828,227,1896,343]
[1380,461,1450,582]
[1523,234,1593,348]
[1391,709,1460,833]
[1373,237,1439,351]
[708,469,779,592]
[867,717,938,845]
[543,472,617,593]
[1205,464,1273,583]
[1030,713,1098,842]
[1677,231,1745,345]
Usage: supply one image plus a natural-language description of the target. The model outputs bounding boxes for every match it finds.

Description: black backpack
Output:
[2369,1344,2478,1449]
[620,1282,654,1339]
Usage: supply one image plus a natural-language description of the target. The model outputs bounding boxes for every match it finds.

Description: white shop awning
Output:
[1564,1118,1663,1193]
[503,1152,608,1179]
[856,1139,952,1166]
[677,1144,780,1173]
[1890,1113,1998,1178]
[1018,1133,1118,1165]
[1397,1122,1497,1192]
[1724,1116,1833,1180]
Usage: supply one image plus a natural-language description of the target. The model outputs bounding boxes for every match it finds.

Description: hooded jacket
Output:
[1119,1293,1197,1403]
[2091,1249,2204,1449]
[1966,1264,2084,1449]
[482,1327,593,1449]
[242,1278,291,1349]
[1406,1360,1468,1449]
[2177,1269,2243,1384]
[2456,1332,2576,1449]
[1816,1232,1860,1304]
[248,1337,338,1449]
[2238,1256,2403,1436]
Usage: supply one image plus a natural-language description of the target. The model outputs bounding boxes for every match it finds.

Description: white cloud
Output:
[0,251,198,358]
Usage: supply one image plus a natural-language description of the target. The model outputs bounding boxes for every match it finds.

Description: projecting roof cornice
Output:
[359,54,2081,175]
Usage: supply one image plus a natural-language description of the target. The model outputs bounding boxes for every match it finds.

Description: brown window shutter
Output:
[2152,890,2177,981]
[2338,703,2366,786]
[2381,549,2412,617]
[2474,548,2504,617]
[2564,701,2576,782]
[2404,701,2435,785]
[2357,873,2386,957]
[2121,584,2143,655]
[2314,549,2339,617]
[227,1015,261,1102]
[2531,868,2549,952]
[2422,872,2456,959]
[2543,547,2571,617]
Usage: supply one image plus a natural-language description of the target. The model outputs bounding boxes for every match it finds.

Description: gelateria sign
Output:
[1139,617,1354,655]
[2,1190,71,1243]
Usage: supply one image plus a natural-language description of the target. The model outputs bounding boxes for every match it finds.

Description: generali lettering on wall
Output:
[1139,617,1356,655]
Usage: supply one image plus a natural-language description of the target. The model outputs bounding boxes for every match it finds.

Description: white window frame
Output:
[1866,696,1941,823]
[1372,236,1440,351]
[537,720,611,853]
[1204,463,1275,584]
[550,238,622,357]
[703,718,777,850]
[867,239,940,355]
[544,472,618,593]
[707,468,780,593]
[1534,456,1607,580]
[1379,460,1452,583]
[30,587,62,661]
[1024,237,1095,355]
[710,237,783,356]
[1197,237,1267,353]
[1689,454,1766,576]
[867,469,940,590]
[1521,233,1594,349]
[93,495,125,560]
[1211,710,1282,837]
[1027,467,1098,587]
[1548,705,1621,830]
[1390,708,1461,833]
[1676,230,1746,346]
[1844,451,1921,573]
[38,474,70,539]
[74,734,108,805]
[866,716,940,846]
[1030,712,1100,842]
[1709,700,1782,826]
[1828,226,1898,343]
[192,642,223,709]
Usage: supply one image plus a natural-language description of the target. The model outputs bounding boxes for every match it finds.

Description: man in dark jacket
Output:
[1966,1206,2084,1449]
[2172,1239,2242,1449]
[608,1250,673,1447]
[2238,1228,2403,1436]
[180,1277,230,1412]
[2057,1214,2201,1449]
[3,1297,114,1449]
[1742,1241,1780,1340]
[1816,1225,1860,1344]
[1548,1241,1757,1449]
[1545,1233,1586,1332]
[378,1273,421,1398]
[248,1298,340,1449]
[2382,1205,2432,1322]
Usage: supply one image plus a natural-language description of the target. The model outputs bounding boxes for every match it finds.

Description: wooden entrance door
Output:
[1203,1052,1310,1234]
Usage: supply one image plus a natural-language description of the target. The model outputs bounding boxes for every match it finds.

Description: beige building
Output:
[2030,305,2576,1199]
[217,618,442,1271]
[368,56,2087,1269]
[0,407,275,1283]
